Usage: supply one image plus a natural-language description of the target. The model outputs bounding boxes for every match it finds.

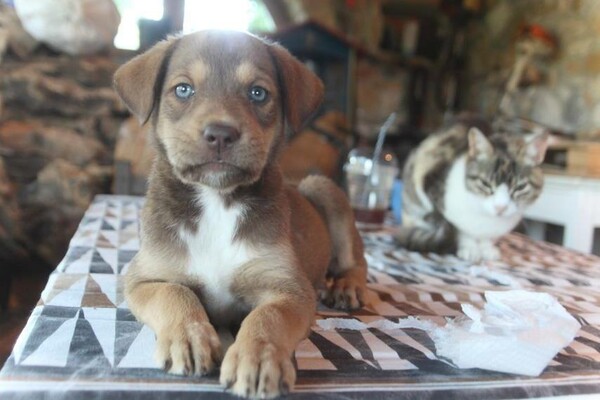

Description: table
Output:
[524,172,600,254]
[1,195,600,399]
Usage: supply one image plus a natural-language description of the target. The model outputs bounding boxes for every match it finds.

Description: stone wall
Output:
[0,53,127,268]
[463,0,600,139]
[0,3,127,269]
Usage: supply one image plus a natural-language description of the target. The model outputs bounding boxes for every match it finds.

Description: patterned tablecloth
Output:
[1,195,600,399]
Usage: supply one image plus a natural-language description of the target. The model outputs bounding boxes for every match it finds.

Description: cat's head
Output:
[465,127,548,218]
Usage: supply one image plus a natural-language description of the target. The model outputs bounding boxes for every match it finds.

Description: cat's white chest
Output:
[443,157,521,239]
[179,187,256,321]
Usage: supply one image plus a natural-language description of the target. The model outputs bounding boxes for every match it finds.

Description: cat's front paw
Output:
[457,242,481,262]
[479,241,501,261]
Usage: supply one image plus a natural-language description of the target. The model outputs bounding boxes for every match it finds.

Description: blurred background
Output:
[2,0,600,362]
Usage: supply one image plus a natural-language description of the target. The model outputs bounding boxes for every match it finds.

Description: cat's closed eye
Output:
[475,178,494,195]
[511,181,530,197]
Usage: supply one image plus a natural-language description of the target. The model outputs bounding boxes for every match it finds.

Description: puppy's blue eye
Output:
[249,86,268,103]
[175,83,194,100]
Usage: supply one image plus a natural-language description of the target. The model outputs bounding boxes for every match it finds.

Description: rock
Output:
[0,28,7,63]
[19,201,83,266]
[13,0,120,55]
[96,116,125,149]
[26,159,97,209]
[0,55,124,118]
[0,120,109,166]
[20,159,109,265]
[6,115,124,151]
[0,157,18,203]
[0,46,127,270]
[0,156,27,264]
[0,3,38,62]
[0,120,109,186]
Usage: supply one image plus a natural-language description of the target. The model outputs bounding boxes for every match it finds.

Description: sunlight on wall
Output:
[184,0,253,32]
[113,0,164,50]
[114,0,274,50]
[184,0,275,33]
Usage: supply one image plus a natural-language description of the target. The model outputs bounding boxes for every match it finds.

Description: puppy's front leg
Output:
[126,281,222,375]
[220,284,314,398]
[220,298,312,398]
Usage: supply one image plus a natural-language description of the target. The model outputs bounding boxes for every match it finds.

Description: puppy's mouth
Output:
[187,161,234,172]
[180,161,239,177]
[177,161,255,189]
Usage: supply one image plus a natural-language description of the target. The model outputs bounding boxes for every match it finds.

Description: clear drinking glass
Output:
[344,147,399,228]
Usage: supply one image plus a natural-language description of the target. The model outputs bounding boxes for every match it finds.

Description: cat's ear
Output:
[467,127,493,160]
[522,131,549,166]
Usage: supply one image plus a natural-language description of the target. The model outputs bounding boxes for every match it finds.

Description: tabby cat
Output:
[397,117,548,262]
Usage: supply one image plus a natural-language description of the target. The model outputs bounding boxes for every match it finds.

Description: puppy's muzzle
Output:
[204,123,241,159]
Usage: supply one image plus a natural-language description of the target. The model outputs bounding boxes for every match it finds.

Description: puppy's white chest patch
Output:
[179,187,256,322]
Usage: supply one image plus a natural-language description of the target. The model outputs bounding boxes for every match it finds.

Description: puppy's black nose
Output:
[203,124,241,150]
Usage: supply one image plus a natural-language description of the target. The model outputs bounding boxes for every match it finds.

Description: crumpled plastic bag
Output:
[317,290,581,376]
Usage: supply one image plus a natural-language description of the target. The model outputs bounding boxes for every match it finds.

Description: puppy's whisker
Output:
[163,136,199,149]
[162,135,194,142]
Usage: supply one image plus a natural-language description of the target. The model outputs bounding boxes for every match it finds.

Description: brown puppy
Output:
[113,30,367,399]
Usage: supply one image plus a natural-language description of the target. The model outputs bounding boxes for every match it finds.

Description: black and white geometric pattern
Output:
[1,195,600,399]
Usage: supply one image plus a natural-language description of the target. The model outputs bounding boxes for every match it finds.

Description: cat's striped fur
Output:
[398,116,547,262]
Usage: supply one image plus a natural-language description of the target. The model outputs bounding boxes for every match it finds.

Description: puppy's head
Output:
[113,31,323,191]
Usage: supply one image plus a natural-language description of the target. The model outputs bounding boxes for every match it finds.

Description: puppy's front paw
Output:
[155,319,222,376]
[220,340,295,399]
[322,273,365,310]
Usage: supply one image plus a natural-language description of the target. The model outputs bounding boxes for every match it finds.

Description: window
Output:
[184,0,274,33]
[113,0,164,50]
[114,0,274,50]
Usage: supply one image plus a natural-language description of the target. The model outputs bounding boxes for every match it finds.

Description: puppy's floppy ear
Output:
[113,37,178,124]
[268,43,324,134]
